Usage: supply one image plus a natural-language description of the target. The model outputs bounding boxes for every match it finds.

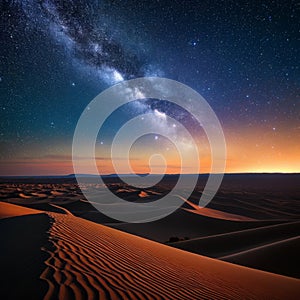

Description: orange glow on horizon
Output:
[1,126,299,175]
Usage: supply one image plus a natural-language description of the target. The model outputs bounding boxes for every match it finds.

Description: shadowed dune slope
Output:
[169,221,300,277]
[220,236,300,278]
[0,202,50,299]
[0,213,50,300]
[169,220,300,257]
[109,208,282,243]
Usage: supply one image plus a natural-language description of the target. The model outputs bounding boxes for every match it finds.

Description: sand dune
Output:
[0,201,42,219]
[1,174,299,298]
[138,191,149,198]
[110,208,281,243]
[1,202,299,299]
[169,220,300,257]
[182,197,255,221]
[168,220,300,277]
[221,236,300,278]
[0,207,50,300]
[2,177,299,224]
[43,211,300,299]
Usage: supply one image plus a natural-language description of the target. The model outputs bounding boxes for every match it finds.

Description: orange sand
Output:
[42,211,299,299]
[0,202,41,219]
[1,202,299,299]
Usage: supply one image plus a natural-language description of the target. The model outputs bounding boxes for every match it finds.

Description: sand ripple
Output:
[41,212,300,300]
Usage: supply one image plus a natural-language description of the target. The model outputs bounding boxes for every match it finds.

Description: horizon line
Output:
[0,172,299,178]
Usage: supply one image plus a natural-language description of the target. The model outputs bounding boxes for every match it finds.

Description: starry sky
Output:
[0,0,299,175]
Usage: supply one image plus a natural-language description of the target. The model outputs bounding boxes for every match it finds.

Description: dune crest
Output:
[180,197,255,221]
[0,202,41,219]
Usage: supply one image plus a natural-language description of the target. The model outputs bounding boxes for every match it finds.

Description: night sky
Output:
[1,0,299,175]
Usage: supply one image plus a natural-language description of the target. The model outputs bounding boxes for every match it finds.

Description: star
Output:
[1,0,299,175]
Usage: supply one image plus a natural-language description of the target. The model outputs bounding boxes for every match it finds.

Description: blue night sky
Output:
[0,0,299,175]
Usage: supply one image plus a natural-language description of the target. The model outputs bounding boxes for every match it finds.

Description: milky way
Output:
[14,0,149,84]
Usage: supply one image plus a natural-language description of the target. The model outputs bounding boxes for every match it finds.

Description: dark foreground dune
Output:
[0,203,49,300]
[1,202,300,299]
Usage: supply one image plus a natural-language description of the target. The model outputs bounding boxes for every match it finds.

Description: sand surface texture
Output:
[1,202,299,299]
